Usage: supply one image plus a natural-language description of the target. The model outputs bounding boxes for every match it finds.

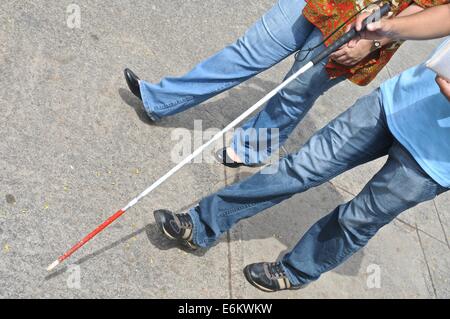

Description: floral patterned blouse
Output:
[303,0,449,85]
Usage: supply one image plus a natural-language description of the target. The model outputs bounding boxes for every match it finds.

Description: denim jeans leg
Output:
[138,0,313,120]
[189,90,393,249]
[282,141,448,286]
[231,28,345,165]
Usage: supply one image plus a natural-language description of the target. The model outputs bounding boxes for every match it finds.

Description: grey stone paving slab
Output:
[433,192,450,248]
[400,201,448,244]
[417,231,450,298]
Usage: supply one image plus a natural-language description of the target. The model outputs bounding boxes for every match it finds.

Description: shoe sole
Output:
[214,148,243,168]
[214,150,266,169]
[243,265,304,293]
[243,266,276,293]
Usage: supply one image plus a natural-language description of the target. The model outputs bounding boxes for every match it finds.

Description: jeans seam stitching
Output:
[153,96,195,110]
[218,203,259,217]
[152,80,239,111]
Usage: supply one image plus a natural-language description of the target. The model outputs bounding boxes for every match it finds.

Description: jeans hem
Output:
[188,207,209,248]
[139,81,162,121]
[153,96,195,111]
[280,260,310,286]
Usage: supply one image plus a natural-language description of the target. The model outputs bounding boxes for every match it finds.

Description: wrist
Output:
[378,37,391,47]
[382,19,400,40]
[359,39,375,51]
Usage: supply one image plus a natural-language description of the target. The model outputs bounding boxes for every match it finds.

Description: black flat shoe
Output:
[215,148,244,168]
[214,148,265,168]
[124,68,142,100]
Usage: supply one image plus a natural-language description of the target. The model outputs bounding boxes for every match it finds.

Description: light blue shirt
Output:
[381,39,450,188]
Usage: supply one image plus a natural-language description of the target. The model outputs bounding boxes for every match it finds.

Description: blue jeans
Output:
[188,90,448,285]
[139,0,344,164]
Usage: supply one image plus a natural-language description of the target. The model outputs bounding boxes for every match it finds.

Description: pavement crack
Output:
[433,199,450,249]
[226,231,234,299]
[416,226,438,298]
[327,181,356,197]
[222,127,234,299]
[395,217,417,231]
[395,217,449,247]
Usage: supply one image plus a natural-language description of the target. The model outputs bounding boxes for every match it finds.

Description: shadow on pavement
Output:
[44,226,150,281]
[118,88,155,125]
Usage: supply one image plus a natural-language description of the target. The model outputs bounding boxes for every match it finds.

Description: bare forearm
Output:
[373,4,424,46]
[384,4,450,40]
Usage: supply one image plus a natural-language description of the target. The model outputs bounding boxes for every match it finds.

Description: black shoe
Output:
[244,262,304,292]
[215,148,243,168]
[154,209,198,250]
[124,68,142,100]
[214,148,265,168]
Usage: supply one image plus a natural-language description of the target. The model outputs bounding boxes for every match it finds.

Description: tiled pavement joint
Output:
[222,129,234,299]
[433,199,450,249]
[416,226,438,298]
[328,180,357,198]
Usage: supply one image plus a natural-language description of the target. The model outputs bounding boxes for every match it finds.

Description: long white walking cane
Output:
[47,4,390,271]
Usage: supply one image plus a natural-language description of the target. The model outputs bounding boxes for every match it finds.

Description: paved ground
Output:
[0,0,449,298]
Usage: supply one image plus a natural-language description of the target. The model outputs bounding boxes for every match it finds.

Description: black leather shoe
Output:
[244,262,304,292]
[124,68,142,100]
[215,148,265,168]
[215,148,244,168]
[154,209,198,250]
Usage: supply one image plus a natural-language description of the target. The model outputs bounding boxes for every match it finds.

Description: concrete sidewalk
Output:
[0,0,448,298]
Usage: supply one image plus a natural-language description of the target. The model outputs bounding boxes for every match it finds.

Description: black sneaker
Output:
[154,209,198,250]
[243,262,304,292]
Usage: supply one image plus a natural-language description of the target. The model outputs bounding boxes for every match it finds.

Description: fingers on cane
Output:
[367,12,393,32]
[355,12,371,32]
[345,24,352,33]
[330,47,346,61]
